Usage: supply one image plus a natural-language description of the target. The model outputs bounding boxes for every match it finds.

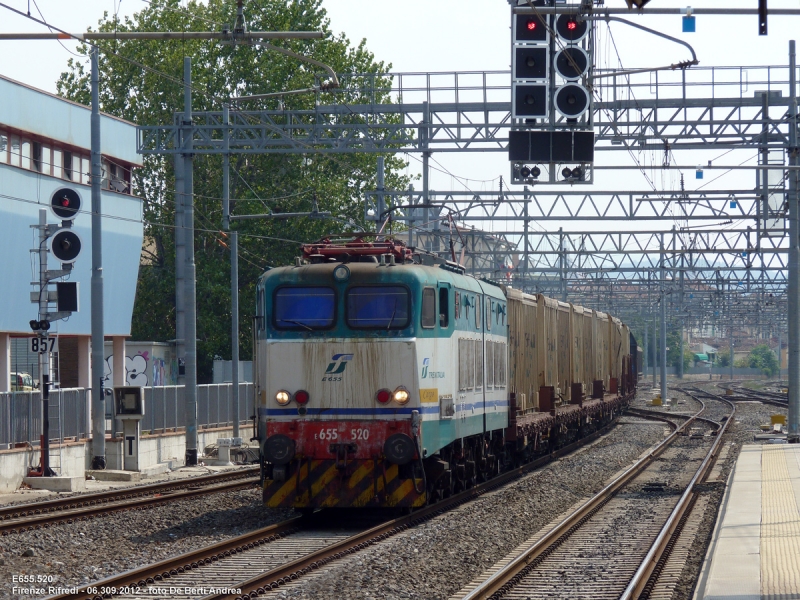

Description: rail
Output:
[461,400,707,600]
[620,390,735,599]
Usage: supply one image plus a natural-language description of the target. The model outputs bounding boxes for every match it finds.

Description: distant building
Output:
[0,74,143,391]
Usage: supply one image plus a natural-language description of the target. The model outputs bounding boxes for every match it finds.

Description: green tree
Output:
[716,349,731,367]
[666,329,691,370]
[748,344,779,376]
[57,0,410,381]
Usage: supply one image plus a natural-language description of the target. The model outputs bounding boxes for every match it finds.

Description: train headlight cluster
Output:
[376,387,410,404]
[275,390,291,405]
[393,387,410,404]
[294,390,310,405]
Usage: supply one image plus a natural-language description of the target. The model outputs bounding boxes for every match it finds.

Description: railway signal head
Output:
[514,14,548,44]
[555,14,588,43]
[554,84,590,118]
[50,187,81,221]
[49,229,82,264]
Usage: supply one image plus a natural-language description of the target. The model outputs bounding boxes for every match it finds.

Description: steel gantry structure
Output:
[131,6,800,442]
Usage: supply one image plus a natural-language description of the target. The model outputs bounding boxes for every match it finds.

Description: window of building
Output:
[0,127,133,194]
[63,151,73,181]
[109,161,129,193]
[53,149,62,179]
[42,144,51,175]
[81,157,90,185]
[346,286,409,329]
[32,141,42,172]
[20,140,30,170]
[101,159,110,189]
[421,287,436,328]
[31,143,51,175]
[9,136,19,167]
[274,287,335,330]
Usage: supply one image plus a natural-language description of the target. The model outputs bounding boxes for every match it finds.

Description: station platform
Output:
[695,444,800,600]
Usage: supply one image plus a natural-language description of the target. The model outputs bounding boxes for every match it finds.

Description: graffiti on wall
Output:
[103,351,151,387]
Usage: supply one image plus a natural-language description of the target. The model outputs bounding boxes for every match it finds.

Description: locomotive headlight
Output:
[333,264,350,282]
[393,386,410,404]
[275,390,291,405]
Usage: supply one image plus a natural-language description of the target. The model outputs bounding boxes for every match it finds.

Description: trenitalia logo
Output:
[325,354,353,375]
[421,357,445,379]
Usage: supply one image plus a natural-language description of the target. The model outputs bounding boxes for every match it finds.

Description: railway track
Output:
[47,413,638,600]
[0,466,259,535]
[456,391,733,600]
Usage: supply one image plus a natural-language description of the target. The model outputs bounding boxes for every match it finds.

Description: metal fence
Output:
[1,383,253,448]
[0,388,88,449]
[139,383,253,433]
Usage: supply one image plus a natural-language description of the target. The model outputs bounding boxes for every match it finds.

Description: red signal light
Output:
[376,389,391,404]
[567,20,577,31]
[294,390,310,404]
[526,19,537,31]
[61,197,70,207]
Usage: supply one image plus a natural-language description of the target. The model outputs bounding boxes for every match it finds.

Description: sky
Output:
[0,0,799,214]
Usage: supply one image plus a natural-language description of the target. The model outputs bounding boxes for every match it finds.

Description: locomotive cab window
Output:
[347,286,409,329]
[274,286,335,330]
[421,287,436,328]
[439,287,449,328]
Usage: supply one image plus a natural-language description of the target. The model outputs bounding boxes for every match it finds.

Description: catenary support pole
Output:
[652,317,657,387]
[183,57,199,464]
[90,46,106,470]
[643,317,648,379]
[38,209,51,475]
[222,103,240,440]
[678,265,684,379]
[788,40,800,442]
[660,234,667,404]
[175,121,186,386]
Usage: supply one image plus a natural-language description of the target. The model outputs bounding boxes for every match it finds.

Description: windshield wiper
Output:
[283,319,313,332]
[386,300,398,330]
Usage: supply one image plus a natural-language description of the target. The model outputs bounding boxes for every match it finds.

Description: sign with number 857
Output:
[31,337,57,353]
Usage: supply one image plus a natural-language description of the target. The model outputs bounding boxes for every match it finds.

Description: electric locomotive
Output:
[253,237,510,509]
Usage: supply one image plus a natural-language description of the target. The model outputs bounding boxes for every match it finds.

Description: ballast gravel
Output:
[269,403,669,600]
[0,484,291,600]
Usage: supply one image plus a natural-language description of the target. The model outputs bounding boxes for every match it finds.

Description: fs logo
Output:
[421,357,430,379]
[323,353,353,382]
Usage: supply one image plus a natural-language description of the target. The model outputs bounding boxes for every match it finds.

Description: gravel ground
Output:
[266,403,669,600]
[0,485,292,599]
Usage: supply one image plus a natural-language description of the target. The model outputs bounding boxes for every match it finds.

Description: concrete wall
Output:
[0,425,255,493]
[0,441,87,494]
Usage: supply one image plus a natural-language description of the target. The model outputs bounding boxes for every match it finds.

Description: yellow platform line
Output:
[761,445,800,599]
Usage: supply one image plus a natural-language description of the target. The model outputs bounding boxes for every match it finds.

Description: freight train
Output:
[253,236,637,510]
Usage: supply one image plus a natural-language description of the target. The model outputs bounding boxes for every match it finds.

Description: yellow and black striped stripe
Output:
[264,459,426,509]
